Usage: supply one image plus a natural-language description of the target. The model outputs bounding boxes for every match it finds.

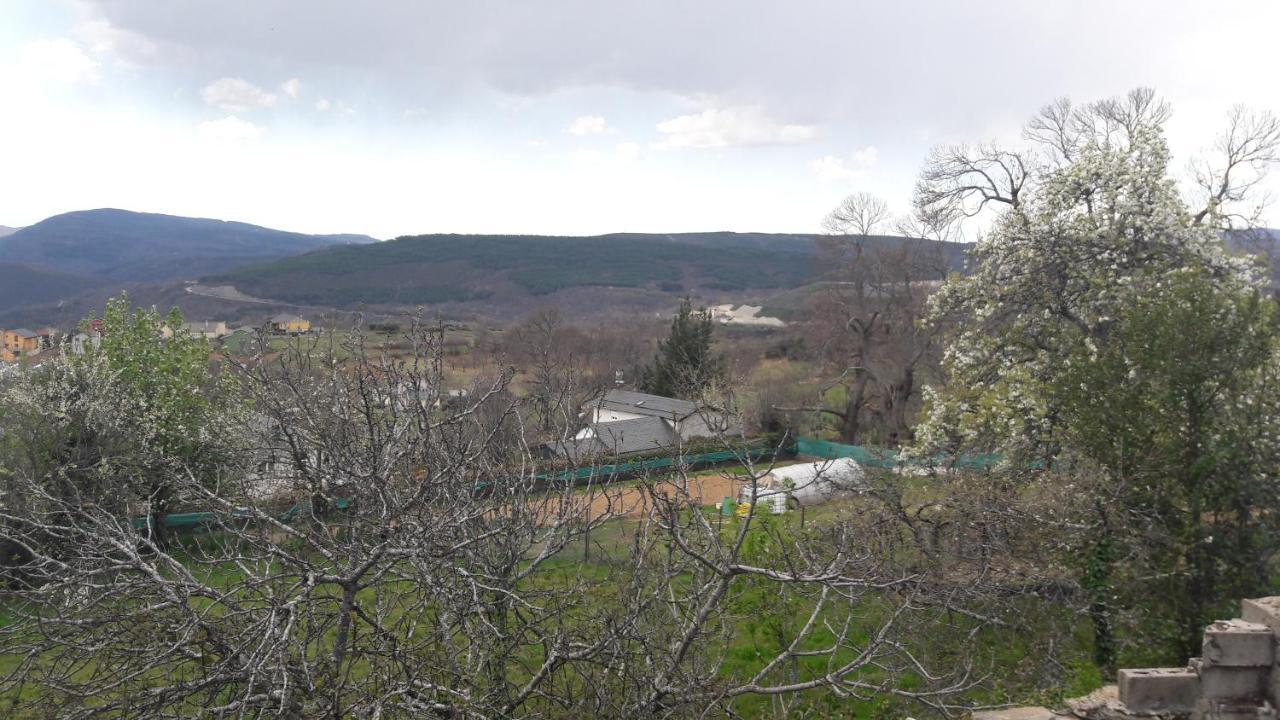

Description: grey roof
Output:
[271,314,304,323]
[553,417,680,460]
[593,417,679,455]
[597,389,700,419]
[8,328,37,338]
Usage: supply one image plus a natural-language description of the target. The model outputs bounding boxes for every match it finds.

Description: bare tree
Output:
[0,318,1011,718]
[1190,105,1280,229]
[823,192,891,235]
[783,198,954,445]
[914,144,1031,220]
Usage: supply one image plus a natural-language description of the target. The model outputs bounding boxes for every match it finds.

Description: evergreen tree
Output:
[640,298,726,399]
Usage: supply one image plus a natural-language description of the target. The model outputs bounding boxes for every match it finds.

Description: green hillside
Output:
[0,262,108,312]
[207,232,828,307]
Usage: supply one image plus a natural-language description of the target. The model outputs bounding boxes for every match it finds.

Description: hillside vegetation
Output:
[0,262,107,311]
[208,232,962,308]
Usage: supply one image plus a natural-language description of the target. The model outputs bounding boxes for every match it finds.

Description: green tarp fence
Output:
[130,440,999,533]
[533,445,790,487]
[132,446,791,531]
[793,436,1001,471]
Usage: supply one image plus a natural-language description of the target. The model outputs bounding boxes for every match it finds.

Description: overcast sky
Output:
[2,1,1278,238]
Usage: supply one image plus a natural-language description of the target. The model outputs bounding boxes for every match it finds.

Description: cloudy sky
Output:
[2,1,1279,238]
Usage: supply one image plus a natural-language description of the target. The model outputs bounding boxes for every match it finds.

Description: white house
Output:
[556,389,740,459]
[583,389,737,442]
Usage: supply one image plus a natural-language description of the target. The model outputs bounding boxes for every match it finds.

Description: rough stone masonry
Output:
[973,597,1280,720]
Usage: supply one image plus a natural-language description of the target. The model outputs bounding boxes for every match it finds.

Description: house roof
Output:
[593,416,679,455]
[270,314,305,323]
[597,389,700,419]
[552,417,680,460]
[7,328,37,338]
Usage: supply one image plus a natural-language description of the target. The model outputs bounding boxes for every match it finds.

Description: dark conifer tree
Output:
[640,297,726,399]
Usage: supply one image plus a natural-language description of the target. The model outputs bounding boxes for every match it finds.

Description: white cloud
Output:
[280,78,301,99]
[200,77,277,112]
[568,115,609,136]
[17,38,99,84]
[653,106,817,149]
[314,97,355,115]
[811,146,879,182]
[72,18,157,67]
[197,115,265,142]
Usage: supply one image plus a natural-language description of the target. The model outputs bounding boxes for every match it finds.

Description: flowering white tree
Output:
[913,89,1280,669]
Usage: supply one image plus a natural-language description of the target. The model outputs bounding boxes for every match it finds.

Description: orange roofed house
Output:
[1,328,45,362]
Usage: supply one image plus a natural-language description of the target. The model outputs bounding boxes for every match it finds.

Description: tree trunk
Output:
[840,368,870,443]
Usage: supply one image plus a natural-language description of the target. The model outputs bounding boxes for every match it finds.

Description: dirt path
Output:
[578,473,749,521]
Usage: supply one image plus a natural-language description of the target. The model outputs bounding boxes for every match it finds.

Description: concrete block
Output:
[1192,698,1275,720]
[1242,598,1280,636]
[971,707,1057,720]
[1267,667,1280,710]
[1193,658,1268,700]
[1119,667,1200,713]
[1204,620,1275,667]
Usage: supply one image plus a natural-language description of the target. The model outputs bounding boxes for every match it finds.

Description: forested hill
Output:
[0,209,376,283]
[0,262,108,310]
[207,232,971,308]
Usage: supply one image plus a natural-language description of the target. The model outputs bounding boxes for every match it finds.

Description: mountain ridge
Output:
[0,208,376,283]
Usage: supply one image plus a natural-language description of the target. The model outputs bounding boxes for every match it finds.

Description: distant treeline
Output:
[206,233,833,306]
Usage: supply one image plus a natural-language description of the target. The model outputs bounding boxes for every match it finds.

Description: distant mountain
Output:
[208,232,968,310]
[0,209,376,283]
[0,226,17,238]
[0,262,108,311]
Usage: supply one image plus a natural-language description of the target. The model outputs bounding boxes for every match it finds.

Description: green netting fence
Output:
[129,439,999,533]
[793,436,1001,471]
[132,446,792,532]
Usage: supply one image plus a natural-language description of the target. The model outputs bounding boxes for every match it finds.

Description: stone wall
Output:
[975,597,1280,720]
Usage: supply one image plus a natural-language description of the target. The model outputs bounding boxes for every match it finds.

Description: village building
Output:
[553,389,738,459]
[270,314,311,334]
[2,329,43,360]
[180,321,229,339]
[70,332,101,356]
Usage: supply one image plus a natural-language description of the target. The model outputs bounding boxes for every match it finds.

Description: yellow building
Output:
[270,314,311,334]
[2,328,41,356]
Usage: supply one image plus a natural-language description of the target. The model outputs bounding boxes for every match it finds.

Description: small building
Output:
[555,416,681,460]
[70,332,101,356]
[2,328,42,356]
[270,314,311,335]
[553,390,739,460]
[181,321,229,339]
[585,389,736,442]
